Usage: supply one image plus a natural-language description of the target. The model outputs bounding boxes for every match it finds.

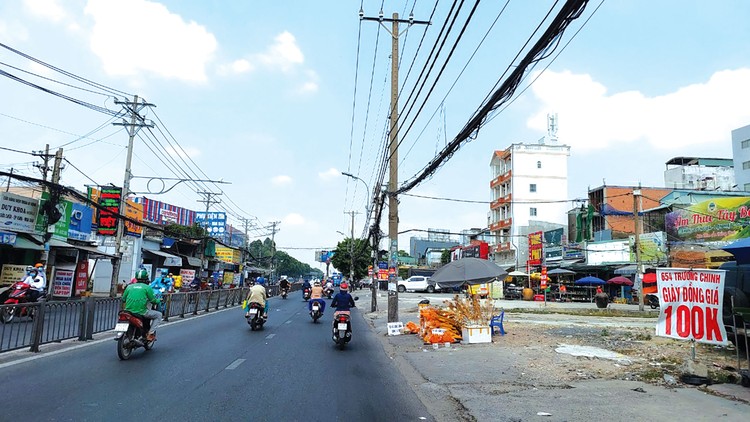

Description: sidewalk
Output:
[361,289,750,422]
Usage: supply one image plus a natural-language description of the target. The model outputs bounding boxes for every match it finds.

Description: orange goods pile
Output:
[419,306,462,344]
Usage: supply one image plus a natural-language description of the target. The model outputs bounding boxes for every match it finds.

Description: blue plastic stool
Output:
[490,311,505,336]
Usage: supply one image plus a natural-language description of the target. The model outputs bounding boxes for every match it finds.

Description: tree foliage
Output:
[331,238,373,281]
[164,223,206,239]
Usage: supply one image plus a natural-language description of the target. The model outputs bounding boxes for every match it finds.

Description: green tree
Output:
[441,249,451,264]
[331,238,372,281]
[164,223,206,240]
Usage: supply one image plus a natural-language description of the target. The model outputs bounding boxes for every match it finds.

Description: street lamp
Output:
[341,171,377,312]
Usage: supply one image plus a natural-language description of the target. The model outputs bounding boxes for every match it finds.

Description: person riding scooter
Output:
[122,268,162,341]
[23,266,46,303]
[324,279,334,298]
[308,280,326,314]
[331,282,355,319]
[279,277,290,293]
[246,276,268,319]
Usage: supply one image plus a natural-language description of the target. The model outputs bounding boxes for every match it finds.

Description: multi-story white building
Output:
[664,156,735,191]
[488,140,570,266]
[732,123,750,191]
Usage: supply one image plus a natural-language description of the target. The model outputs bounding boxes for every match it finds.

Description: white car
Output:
[397,276,435,293]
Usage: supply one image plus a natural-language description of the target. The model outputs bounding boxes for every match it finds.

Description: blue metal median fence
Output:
[0,287,250,353]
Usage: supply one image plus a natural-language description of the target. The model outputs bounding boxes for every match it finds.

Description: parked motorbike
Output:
[245,302,266,331]
[309,300,323,323]
[114,310,155,360]
[281,287,289,299]
[331,297,358,350]
[646,294,660,309]
[1,282,44,324]
[302,288,311,301]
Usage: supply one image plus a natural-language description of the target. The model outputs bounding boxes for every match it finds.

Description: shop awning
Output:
[10,236,45,251]
[614,264,637,275]
[48,238,117,259]
[144,249,183,267]
[182,255,202,267]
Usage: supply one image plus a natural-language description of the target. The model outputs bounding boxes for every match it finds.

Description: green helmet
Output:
[135,268,149,281]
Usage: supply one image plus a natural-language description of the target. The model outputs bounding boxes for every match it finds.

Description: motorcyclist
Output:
[331,282,355,319]
[301,279,312,299]
[324,279,334,296]
[122,268,161,341]
[246,276,268,319]
[23,266,46,302]
[150,270,172,293]
[279,276,290,292]
[308,280,326,314]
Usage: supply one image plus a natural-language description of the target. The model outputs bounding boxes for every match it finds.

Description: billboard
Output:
[666,197,750,242]
[97,187,122,236]
[68,203,93,241]
[137,197,196,226]
[628,231,668,265]
[195,212,227,236]
[216,246,241,264]
[0,192,39,233]
[528,231,543,266]
[124,200,143,237]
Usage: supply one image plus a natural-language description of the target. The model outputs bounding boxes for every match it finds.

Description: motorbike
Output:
[331,297,358,350]
[646,294,660,309]
[1,282,44,324]
[324,286,334,299]
[114,310,156,360]
[302,288,311,301]
[245,302,266,331]
[309,300,323,323]
[152,287,167,313]
[281,287,289,299]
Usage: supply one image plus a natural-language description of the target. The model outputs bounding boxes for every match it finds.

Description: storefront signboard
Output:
[74,261,89,295]
[97,187,122,236]
[0,230,17,246]
[125,200,143,237]
[665,197,750,242]
[0,192,39,233]
[180,269,196,284]
[628,231,667,265]
[195,211,227,236]
[0,264,27,286]
[528,231,543,266]
[53,268,75,297]
[215,246,240,264]
[68,203,93,241]
[655,268,727,346]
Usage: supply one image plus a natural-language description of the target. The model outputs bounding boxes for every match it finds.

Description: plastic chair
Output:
[490,311,505,336]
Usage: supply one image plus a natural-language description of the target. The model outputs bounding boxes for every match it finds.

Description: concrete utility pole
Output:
[33,144,51,182]
[42,147,64,297]
[345,211,360,285]
[109,96,154,297]
[633,187,644,311]
[269,221,280,282]
[361,9,430,323]
[197,191,222,278]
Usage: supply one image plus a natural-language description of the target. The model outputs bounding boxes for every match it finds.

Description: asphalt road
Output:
[1,292,433,422]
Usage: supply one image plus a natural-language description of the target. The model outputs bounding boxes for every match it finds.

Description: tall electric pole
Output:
[269,221,280,282]
[361,9,430,323]
[42,147,64,297]
[109,96,154,297]
[345,211,360,285]
[197,190,222,278]
[633,187,643,311]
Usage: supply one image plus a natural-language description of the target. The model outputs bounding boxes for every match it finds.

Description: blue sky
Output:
[1,0,750,270]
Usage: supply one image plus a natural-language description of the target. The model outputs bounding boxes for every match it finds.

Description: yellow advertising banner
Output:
[1,264,27,286]
[215,246,240,264]
[125,200,143,237]
[87,187,100,226]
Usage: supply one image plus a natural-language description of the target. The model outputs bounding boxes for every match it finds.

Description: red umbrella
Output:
[607,276,633,286]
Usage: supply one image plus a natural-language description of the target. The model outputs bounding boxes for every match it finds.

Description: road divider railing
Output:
[0,286,275,354]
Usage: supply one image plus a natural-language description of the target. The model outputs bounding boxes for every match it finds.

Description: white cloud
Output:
[0,20,29,43]
[527,68,750,151]
[84,0,217,82]
[283,213,305,226]
[318,168,340,181]
[271,175,292,186]
[24,0,67,22]
[254,31,304,72]
[28,61,53,77]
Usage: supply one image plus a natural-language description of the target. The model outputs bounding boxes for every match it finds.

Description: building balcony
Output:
[490,170,512,189]
[490,242,512,253]
[488,218,512,232]
[490,193,512,210]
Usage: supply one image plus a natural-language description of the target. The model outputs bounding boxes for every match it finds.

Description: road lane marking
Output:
[225,359,245,370]
[285,320,292,324]
[265,334,276,339]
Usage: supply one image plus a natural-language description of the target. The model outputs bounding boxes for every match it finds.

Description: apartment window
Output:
[743,161,750,170]
[537,161,542,169]
[529,183,537,193]
[530,207,537,216]
[745,183,750,192]
[742,139,750,149]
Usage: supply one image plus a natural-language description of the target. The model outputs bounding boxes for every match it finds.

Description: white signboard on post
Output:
[655,268,728,346]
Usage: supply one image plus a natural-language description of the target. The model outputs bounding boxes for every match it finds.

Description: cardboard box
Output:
[462,325,491,344]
